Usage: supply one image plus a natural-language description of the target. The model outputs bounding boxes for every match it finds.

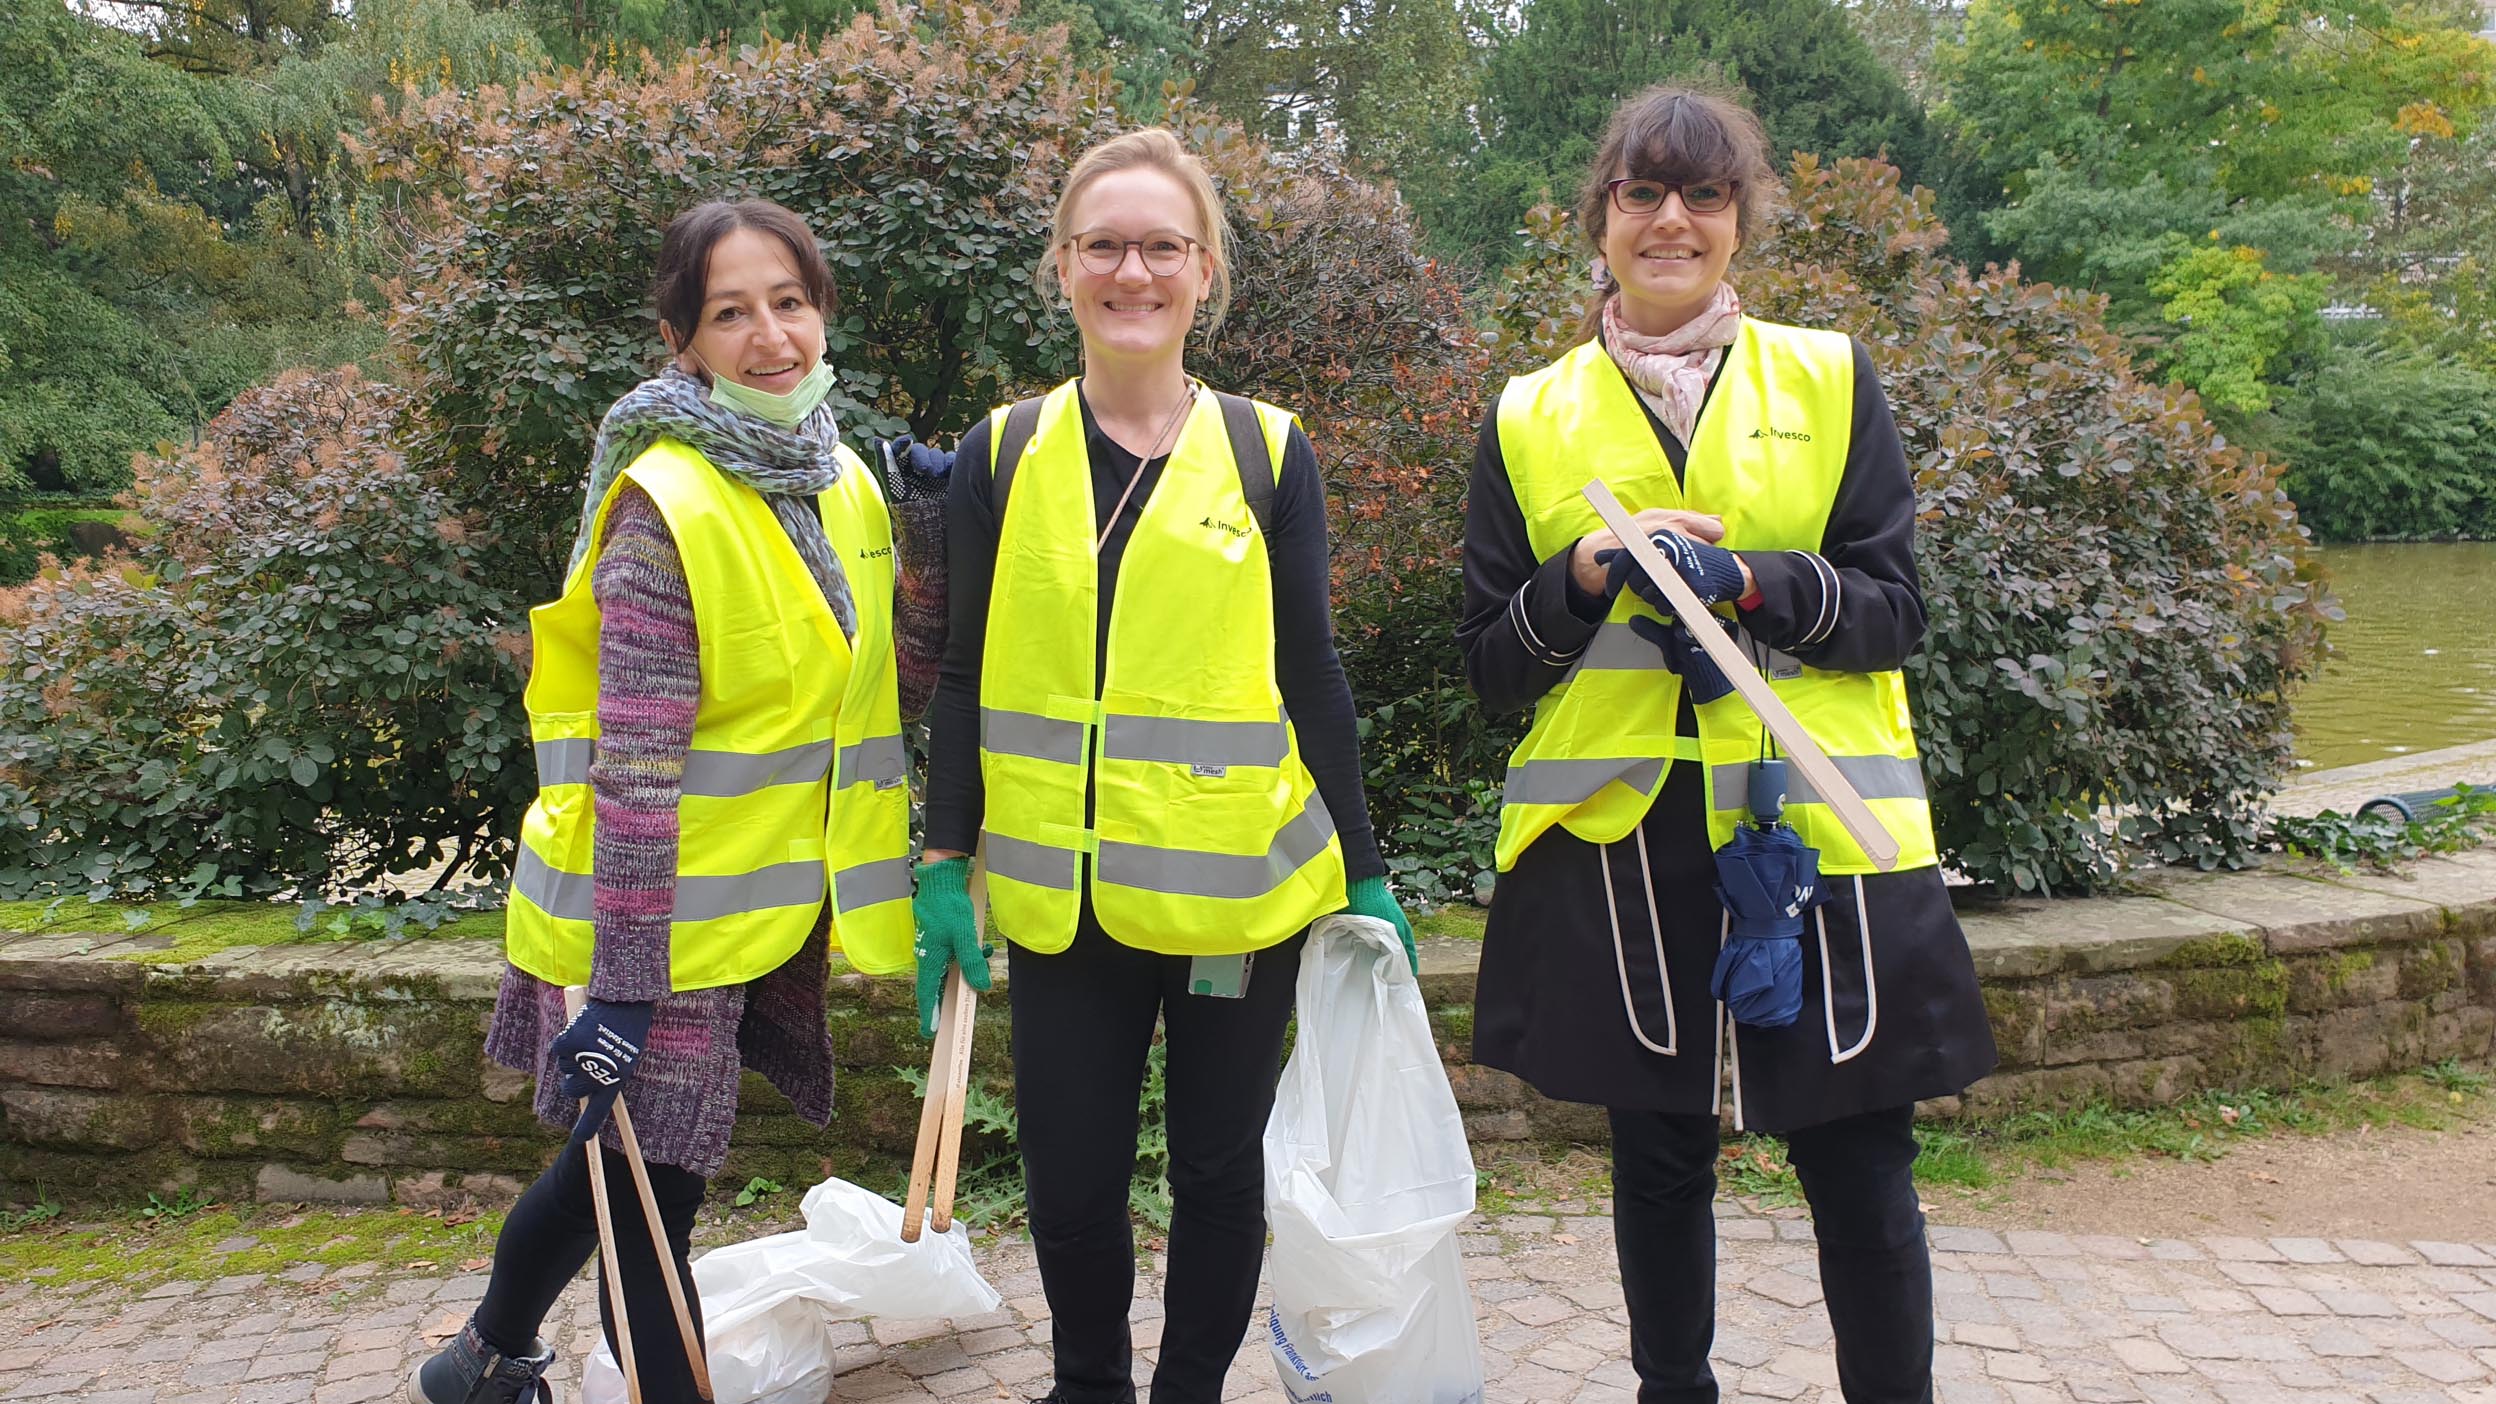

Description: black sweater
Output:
[1457,337,1926,722]
[921,392,1385,881]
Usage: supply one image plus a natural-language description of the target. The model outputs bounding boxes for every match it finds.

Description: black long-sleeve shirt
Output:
[922,391,1384,881]
[1457,337,1925,722]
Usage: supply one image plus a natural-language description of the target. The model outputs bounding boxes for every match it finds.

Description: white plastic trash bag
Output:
[583,1174,1000,1404]
[1264,913,1485,1404]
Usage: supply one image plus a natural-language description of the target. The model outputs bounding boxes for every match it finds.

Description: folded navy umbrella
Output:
[1710,761,1830,1029]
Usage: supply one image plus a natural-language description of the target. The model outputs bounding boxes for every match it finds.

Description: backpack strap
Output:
[988,395,1048,513]
[1212,390,1276,535]
[991,388,1277,536]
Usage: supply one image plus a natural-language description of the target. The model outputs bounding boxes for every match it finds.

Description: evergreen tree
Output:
[1414,0,1934,265]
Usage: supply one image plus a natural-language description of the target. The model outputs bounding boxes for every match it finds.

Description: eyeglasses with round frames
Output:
[1067,231,1201,277]
[1606,178,1738,217]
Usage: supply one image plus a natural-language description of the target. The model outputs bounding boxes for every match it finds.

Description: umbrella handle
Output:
[1748,758,1787,824]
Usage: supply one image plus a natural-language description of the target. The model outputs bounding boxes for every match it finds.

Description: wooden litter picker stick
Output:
[1580,478,1901,871]
[932,856,988,1233]
[903,853,985,1242]
[563,986,714,1401]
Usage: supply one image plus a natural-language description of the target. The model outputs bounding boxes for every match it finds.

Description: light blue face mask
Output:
[704,356,837,429]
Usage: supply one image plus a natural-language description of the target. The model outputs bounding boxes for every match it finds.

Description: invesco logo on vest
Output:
[1200,515,1251,540]
[1748,425,1812,443]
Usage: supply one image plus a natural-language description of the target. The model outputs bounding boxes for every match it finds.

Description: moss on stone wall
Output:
[2159,933,2288,1024]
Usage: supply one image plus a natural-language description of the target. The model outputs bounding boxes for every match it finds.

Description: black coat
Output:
[1456,338,1997,1133]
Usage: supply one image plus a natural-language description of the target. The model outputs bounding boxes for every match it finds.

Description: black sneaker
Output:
[406,1319,555,1404]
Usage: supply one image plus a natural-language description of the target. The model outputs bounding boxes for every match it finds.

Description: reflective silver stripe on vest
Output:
[513,848,824,924]
[1101,713,1289,768]
[1096,793,1339,901]
[1578,622,1669,671]
[833,855,913,911]
[1731,625,1806,680]
[1574,621,1805,678]
[534,739,833,796]
[836,735,908,788]
[985,831,1081,891]
[681,741,835,798]
[1710,755,1928,812]
[1503,756,1666,807]
[536,738,594,787]
[982,709,1088,766]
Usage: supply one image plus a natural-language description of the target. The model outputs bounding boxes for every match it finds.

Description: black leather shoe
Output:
[406,1319,554,1404]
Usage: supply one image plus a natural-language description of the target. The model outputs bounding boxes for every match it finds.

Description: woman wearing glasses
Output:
[914,127,1404,1404]
[1457,84,1993,1403]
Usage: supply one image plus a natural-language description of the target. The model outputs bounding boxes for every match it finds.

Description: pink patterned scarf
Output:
[1599,283,1743,446]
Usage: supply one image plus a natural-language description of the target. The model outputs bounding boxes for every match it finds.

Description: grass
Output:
[0,1198,507,1292]
[1471,1059,2496,1213]
[1907,1060,2494,1196]
[0,897,504,962]
[1470,1143,1616,1218]
[1414,903,1489,942]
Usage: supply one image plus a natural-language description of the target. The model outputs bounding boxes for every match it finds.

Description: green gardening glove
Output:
[911,856,992,1039]
[1341,873,1417,976]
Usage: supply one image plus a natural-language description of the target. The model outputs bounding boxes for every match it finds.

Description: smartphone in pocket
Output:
[1187,952,1252,998]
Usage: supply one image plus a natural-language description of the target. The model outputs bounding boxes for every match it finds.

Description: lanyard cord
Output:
[1096,381,1200,554]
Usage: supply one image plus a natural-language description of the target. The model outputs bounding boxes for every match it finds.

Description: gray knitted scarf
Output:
[569,365,856,640]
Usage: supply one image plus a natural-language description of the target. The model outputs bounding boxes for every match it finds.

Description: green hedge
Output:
[0,504,128,583]
[2275,344,2496,543]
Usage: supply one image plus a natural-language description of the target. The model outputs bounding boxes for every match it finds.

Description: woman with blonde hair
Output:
[1458,85,1995,1402]
[914,128,1405,1403]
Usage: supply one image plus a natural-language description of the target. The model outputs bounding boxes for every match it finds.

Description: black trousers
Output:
[1009,924,1305,1404]
[1611,1103,1934,1404]
[471,1141,708,1402]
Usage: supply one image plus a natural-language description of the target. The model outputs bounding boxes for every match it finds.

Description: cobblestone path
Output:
[6,1199,2496,1404]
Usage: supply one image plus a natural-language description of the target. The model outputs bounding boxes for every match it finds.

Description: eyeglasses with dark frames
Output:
[1066,231,1201,277]
[1605,178,1738,217]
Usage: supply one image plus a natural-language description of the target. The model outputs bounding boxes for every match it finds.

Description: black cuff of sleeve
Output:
[1735,549,1840,651]
[923,815,982,856]
[1512,547,1606,667]
[1342,843,1386,884]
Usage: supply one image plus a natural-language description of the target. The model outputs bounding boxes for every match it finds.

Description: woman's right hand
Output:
[1570,508,1726,597]
[911,855,990,1039]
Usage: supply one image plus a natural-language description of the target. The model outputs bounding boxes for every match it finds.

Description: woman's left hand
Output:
[1341,874,1417,975]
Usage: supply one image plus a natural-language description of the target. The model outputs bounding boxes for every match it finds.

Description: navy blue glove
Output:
[1629,614,1736,704]
[881,434,954,504]
[552,998,652,1150]
[1597,530,1748,612]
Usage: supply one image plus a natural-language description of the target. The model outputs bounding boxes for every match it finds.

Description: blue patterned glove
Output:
[881,434,955,494]
[1628,614,1736,704]
[1597,530,1748,612]
[551,998,652,1151]
[1341,874,1416,975]
[912,856,992,1039]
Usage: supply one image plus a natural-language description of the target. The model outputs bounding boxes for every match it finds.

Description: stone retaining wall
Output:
[4,849,2492,1206]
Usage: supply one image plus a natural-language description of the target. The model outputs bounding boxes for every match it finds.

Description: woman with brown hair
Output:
[913,127,1404,1404]
[410,197,922,1404]
[1457,84,1996,1403]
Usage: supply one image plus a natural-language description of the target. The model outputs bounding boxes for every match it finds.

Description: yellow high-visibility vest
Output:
[506,436,915,988]
[977,380,1347,954]
[1494,323,1940,875]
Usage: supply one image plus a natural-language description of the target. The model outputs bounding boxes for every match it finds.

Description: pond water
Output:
[2294,541,2496,771]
